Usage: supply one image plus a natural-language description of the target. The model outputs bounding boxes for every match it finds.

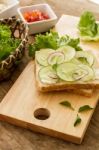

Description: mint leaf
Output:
[60,101,74,110]
[74,114,81,127]
[79,105,93,112]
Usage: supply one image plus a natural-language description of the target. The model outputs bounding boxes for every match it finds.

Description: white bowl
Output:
[0,0,19,19]
[18,4,57,34]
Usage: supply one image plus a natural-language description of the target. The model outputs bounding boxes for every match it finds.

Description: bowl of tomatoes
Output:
[18,4,57,34]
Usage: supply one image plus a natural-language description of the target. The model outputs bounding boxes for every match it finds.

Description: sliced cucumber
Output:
[70,58,82,65]
[72,69,88,81]
[48,51,65,65]
[36,49,55,66]
[39,66,58,84]
[75,51,94,66]
[57,63,79,81]
[57,46,75,62]
[75,64,94,81]
[57,62,94,82]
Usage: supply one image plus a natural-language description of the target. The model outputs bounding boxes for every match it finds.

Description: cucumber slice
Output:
[57,62,94,82]
[57,46,75,62]
[48,51,65,65]
[76,51,94,66]
[78,64,94,81]
[39,66,58,84]
[57,63,79,81]
[70,58,81,65]
[36,49,55,66]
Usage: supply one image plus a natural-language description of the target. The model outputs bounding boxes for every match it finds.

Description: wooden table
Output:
[0,0,99,149]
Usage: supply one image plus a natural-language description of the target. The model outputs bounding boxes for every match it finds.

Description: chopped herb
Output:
[79,105,93,112]
[60,101,74,110]
[74,114,81,127]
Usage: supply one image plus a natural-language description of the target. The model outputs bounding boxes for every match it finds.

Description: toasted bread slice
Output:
[35,60,94,97]
[60,89,93,97]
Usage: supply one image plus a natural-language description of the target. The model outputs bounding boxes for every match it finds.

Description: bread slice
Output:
[59,89,93,97]
[35,60,94,97]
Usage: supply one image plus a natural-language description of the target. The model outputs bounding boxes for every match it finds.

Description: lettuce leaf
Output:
[0,24,21,62]
[78,11,99,41]
[0,25,11,39]
[29,31,82,57]
[0,38,21,61]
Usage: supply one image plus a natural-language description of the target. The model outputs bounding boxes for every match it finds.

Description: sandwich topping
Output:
[36,46,96,84]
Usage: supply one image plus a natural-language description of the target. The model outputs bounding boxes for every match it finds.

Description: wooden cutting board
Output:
[0,15,99,144]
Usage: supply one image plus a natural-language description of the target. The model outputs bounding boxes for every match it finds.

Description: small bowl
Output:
[18,3,57,34]
[0,0,19,19]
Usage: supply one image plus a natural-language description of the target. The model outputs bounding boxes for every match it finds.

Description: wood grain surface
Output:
[0,58,99,144]
[0,0,99,150]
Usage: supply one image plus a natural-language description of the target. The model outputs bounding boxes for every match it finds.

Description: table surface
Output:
[0,0,99,150]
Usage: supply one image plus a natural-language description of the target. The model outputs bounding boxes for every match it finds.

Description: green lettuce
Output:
[0,25,11,39]
[78,11,99,41]
[29,31,82,57]
[0,24,21,62]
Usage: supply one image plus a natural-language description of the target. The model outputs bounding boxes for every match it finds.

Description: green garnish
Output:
[0,24,21,62]
[78,57,88,65]
[74,114,81,127]
[60,101,74,110]
[78,11,99,41]
[52,64,58,71]
[78,105,93,112]
[29,31,82,57]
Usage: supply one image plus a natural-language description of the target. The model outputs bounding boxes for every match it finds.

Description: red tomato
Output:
[23,10,50,23]
[43,14,50,19]
[23,12,29,20]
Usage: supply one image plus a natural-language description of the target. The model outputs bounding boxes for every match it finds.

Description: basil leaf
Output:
[79,105,93,112]
[74,114,81,127]
[60,101,74,110]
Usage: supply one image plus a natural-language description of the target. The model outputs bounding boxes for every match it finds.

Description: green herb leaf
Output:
[78,105,93,112]
[74,114,81,127]
[60,101,74,110]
